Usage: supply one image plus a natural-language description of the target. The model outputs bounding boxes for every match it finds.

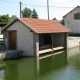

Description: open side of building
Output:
[1,18,70,57]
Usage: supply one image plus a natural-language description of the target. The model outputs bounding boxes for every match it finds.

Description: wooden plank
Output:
[39,51,64,60]
[53,46,64,51]
[39,46,64,54]
[39,49,52,54]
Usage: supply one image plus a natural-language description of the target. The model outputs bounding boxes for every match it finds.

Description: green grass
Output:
[68,37,73,40]
[0,39,3,42]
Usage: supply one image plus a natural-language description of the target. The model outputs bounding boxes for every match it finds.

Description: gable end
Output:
[1,18,38,33]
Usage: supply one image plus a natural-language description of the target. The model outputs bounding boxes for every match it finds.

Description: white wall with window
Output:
[64,6,80,34]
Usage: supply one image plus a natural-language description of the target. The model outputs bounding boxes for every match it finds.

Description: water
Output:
[0,47,80,80]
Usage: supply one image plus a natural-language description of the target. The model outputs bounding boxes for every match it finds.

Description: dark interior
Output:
[39,34,51,50]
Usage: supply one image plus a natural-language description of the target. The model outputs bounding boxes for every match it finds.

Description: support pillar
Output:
[65,33,68,49]
[33,33,39,57]
[51,33,54,51]
[35,34,39,56]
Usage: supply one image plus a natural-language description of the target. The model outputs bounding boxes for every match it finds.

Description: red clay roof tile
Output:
[20,18,70,33]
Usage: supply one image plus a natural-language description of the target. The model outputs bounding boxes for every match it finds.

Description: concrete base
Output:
[0,50,23,60]
[68,37,80,48]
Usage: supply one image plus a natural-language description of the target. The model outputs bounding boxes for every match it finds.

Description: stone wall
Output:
[3,31,9,49]
[33,33,39,56]
[0,43,6,51]
[5,21,34,56]
[0,50,22,60]
[68,37,80,48]
[64,7,80,33]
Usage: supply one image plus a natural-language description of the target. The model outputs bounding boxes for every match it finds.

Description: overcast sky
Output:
[0,0,80,20]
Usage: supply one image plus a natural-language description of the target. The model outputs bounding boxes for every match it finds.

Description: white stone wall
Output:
[68,37,80,48]
[64,7,80,33]
[6,21,34,56]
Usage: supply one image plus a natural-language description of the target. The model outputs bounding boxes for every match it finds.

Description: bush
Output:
[68,33,80,37]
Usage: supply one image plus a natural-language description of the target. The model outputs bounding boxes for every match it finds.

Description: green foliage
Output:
[60,19,64,25]
[11,15,16,21]
[0,14,10,24]
[52,17,57,20]
[68,33,80,37]
[31,9,38,19]
[22,7,39,18]
[0,14,17,28]
[22,7,32,18]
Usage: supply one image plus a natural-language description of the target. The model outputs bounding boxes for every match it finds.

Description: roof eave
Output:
[18,18,38,34]
[1,17,38,34]
[63,5,80,18]
[38,31,70,34]
[1,18,17,32]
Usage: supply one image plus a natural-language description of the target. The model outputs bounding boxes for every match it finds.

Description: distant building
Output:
[63,6,80,34]
[2,18,70,57]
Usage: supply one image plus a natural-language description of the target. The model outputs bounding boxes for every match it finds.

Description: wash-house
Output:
[2,18,70,57]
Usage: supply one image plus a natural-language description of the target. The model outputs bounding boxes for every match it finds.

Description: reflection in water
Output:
[0,61,6,80]
[39,51,67,76]
[0,47,80,80]
[0,50,67,80]
[67,47,80,70]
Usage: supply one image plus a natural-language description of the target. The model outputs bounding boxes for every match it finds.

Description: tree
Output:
[22,7,39,19]
[22,7,32,18]
[52,17,57,20]
[0,14,10,24]
[11,15,16,21]
[60,19,64,25]
[31,9,38,19]
[0,14,10,28]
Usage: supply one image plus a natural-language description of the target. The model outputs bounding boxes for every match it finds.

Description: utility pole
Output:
[47,0,49,20]
[20,2,22,17]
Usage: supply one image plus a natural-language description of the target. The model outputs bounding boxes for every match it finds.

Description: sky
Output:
[0,0,80,20]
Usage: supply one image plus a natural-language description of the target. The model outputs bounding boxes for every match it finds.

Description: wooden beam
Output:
[65,33,67,49]
[20,2,22,17]
[52,34,53,50]
[49,33,54,51]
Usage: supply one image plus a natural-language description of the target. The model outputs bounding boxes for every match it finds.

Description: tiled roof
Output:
[20,18,70,33]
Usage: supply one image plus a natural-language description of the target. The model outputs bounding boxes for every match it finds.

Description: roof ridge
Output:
[19,17,56,21]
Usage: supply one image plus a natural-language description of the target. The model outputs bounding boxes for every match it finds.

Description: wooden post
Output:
[65,33,67,49]
[20,2,22,17]
[47,0,49,20]
[52,34,53,50]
